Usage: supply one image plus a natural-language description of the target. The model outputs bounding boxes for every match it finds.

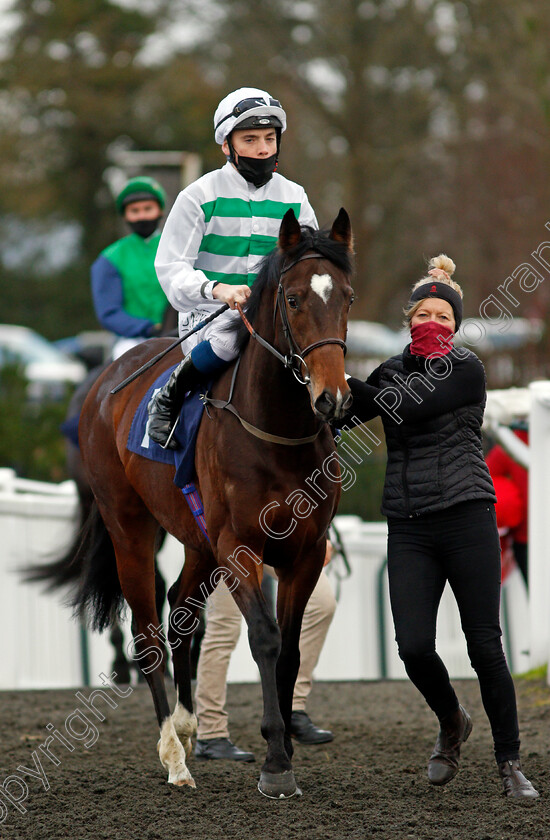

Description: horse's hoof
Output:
[169,773,196,789]
[173,777,196,789]
[257,770,302,799]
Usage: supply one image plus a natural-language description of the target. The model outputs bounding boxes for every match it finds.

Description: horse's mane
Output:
[225,224,353,348]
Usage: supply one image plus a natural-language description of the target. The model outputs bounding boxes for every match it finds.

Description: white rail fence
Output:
[0,471,532,690]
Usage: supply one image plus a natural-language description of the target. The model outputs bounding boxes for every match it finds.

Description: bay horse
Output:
[74,208,354,798]
[25,306,185,683]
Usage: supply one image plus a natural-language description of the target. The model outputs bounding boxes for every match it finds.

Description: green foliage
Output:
[0,0,153,253]
[0,261,97,340]
[0,363,71,481]
[0,0,223,265]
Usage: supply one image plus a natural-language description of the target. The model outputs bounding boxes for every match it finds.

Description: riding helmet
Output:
[213,87,287,145]
[115,176,166,214]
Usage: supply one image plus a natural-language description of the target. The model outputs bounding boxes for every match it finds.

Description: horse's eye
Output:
[349,292,356,305]
[287,296,298,310]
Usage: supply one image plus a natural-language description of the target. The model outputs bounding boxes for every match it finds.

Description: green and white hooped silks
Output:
[154,161,317,361]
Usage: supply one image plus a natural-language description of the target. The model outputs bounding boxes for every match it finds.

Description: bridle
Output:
[200,250,349,446]
[236,252,347,385]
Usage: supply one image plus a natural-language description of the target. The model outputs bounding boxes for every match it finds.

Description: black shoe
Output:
[147,354,203,449]
[498,759,539,799]
[290,711,333,745]
[428,704,472,786]
[194,737,255,762]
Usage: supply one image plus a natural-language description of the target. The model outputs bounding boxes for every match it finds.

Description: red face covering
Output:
[410,321,454,357]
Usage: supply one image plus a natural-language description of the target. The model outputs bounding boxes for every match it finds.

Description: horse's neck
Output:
[236,313,318,438]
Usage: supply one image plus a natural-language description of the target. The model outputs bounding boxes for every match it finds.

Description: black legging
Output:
[387,499,520,764]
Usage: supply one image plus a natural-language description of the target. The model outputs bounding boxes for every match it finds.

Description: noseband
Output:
[237,252,347,385]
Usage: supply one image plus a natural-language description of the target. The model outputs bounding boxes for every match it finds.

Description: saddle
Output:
[126,364,206,488]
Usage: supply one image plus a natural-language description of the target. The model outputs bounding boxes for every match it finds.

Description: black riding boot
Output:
[147,354,204,449]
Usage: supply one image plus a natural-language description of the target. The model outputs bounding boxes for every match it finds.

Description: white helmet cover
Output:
[214,87,287,145]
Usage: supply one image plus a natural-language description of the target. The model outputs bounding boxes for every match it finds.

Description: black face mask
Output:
[228,143,278,187]
[128,217,162,238]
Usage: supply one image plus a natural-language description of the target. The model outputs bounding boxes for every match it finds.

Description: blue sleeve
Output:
[91,254,154,338]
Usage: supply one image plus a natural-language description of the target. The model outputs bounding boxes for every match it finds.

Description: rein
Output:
[200,358,324,446]
[201,251,346,446]
[239,251,346,386]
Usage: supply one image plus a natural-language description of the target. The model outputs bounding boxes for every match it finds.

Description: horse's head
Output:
[276,208,355,422]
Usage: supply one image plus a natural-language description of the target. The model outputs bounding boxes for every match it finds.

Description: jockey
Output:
[147,86,318,448]
[91,175,169,360]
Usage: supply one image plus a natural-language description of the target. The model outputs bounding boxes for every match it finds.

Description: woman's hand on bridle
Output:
[213,283,251,309]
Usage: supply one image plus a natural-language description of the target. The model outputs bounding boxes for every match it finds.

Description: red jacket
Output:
[485,429,528,543]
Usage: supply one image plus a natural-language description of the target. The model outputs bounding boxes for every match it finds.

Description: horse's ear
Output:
[329,208,353,250]
[278,209,302,252]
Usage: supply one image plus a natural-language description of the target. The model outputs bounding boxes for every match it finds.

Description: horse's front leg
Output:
[274,542,327,760]
[216,533,298,799]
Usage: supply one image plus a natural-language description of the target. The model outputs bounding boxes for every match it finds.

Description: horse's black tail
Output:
[71,502,124,632]
[24,501,124,632]
[22,499,91,591]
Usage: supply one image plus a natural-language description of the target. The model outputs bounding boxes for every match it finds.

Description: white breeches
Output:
[178,306,241,362]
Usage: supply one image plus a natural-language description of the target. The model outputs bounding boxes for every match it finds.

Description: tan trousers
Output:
[195,566,336,739]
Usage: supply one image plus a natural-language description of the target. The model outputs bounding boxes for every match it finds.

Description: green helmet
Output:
[115,176,166,214]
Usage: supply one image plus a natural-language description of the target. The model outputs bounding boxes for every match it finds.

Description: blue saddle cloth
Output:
[126,364,206,488]
[60,414,80,447]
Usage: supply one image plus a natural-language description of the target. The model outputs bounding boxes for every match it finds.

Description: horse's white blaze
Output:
[336,387,342,405]
[310,273,333,304]
[158,717,196,787]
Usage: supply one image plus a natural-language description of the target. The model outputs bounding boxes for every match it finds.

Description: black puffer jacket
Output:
[346,345,496,519]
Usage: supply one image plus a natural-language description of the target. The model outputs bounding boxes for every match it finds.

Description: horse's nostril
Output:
[317,390,335,408]
[342,391,353,413]
[314,390,337,419]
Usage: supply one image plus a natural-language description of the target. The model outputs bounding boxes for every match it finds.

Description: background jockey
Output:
[91,175,169,360]
[147,86,317,449]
